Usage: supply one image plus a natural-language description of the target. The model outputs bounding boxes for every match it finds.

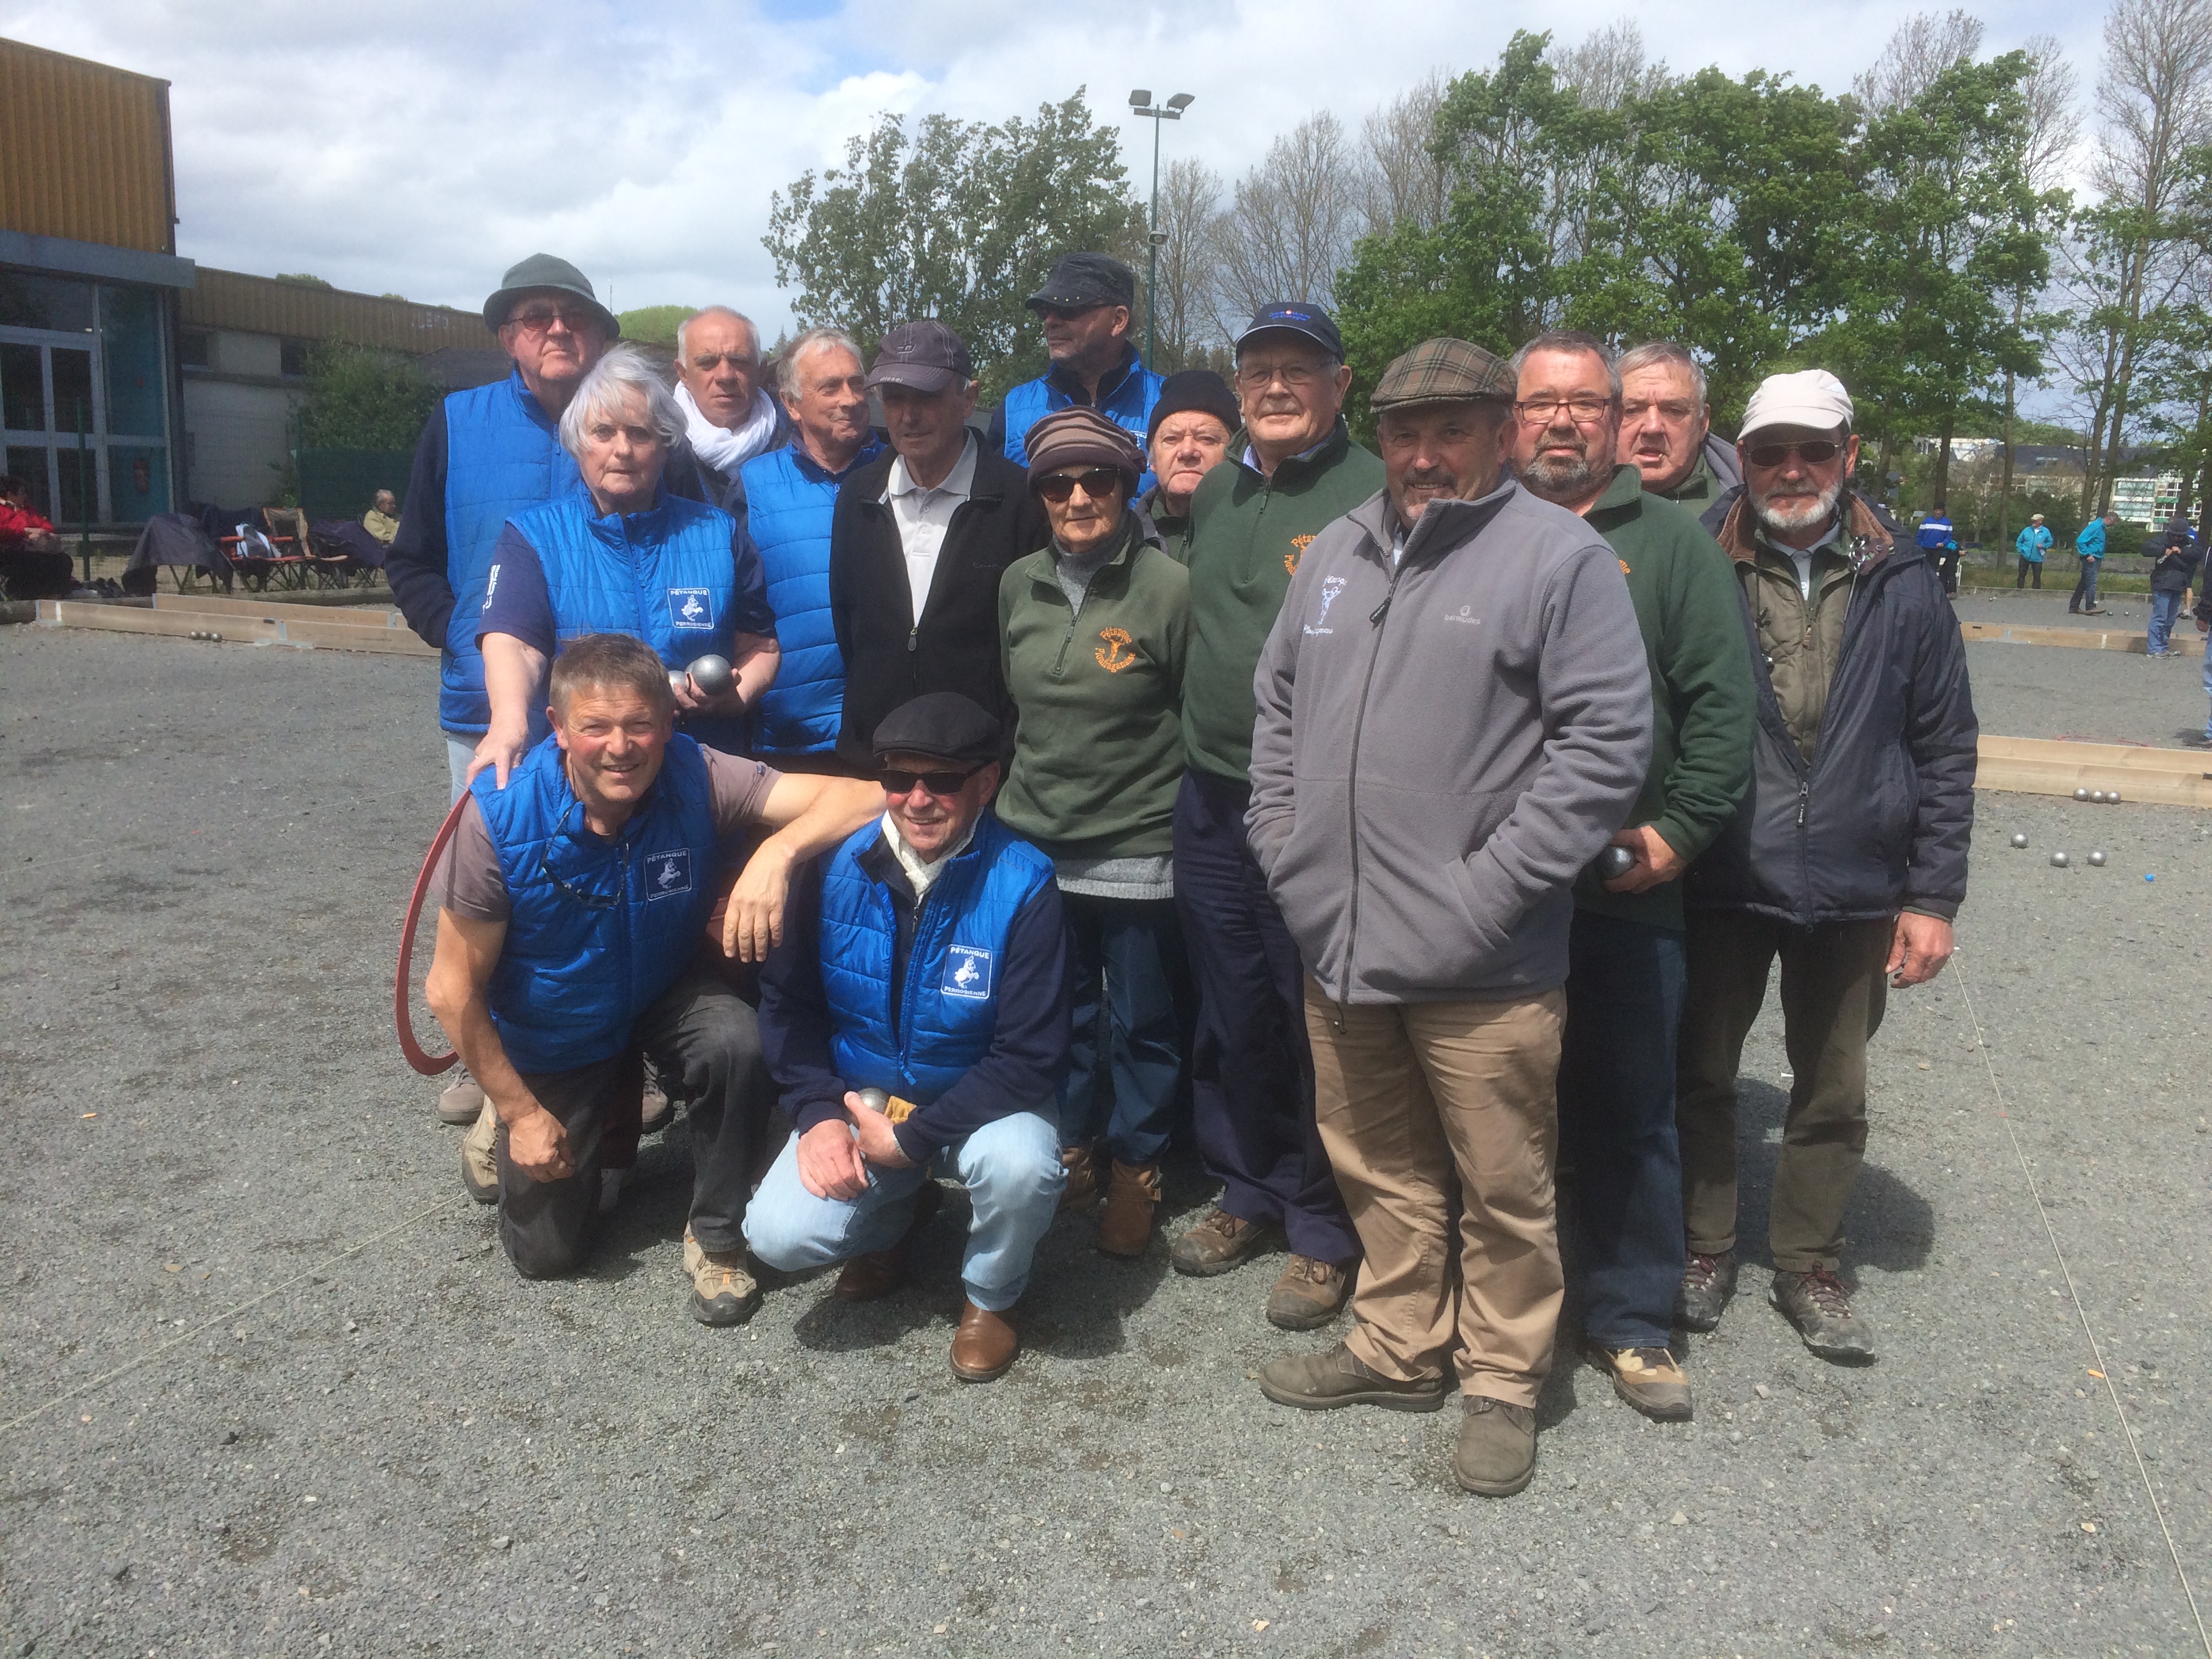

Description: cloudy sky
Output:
[4,0,2105,335]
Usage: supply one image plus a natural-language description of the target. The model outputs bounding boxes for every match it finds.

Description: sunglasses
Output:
[1744,439,1842,468]
[1034,468,1123,504]
[878,764,985,798]
[506,306,600,335]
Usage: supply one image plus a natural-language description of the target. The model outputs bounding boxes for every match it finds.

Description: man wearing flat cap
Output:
[1246,337,1652,1497]
[1170,302,1381,1332]
[747,693,1071,1381]
[829,321,1049,773]
[1679,369,1975,1364]
[991,253,1164,470]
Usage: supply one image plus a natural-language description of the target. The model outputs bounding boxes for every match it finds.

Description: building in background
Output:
[0,36,192,531]
[2110,471,2186,529]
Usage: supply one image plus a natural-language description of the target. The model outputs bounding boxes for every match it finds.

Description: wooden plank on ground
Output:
[35,599,434,657]
[1975,735,2212,808]
[1960,621,2146,653]
[152,593,405,629]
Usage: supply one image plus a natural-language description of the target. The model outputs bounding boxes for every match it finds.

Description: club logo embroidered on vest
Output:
[1094,627,1137,672]
[668,588,711,630]
[1305,574,1349,636]
[1618,558,1632,575]
[643,849,693,899]
[943,945,994,1000]
[1285,533,1316,575]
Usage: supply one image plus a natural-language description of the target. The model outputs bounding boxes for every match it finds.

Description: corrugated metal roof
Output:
[180,268,500,354]
[0,37,175,255]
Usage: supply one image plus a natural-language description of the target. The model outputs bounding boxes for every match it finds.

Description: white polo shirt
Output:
[881,433,979,626]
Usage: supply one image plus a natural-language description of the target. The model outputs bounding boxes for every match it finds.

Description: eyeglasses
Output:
[878,764,985,798]
[1744,440,1843,468]
[1234,361,1332,391]
[506,305,599,335]
[1513,396,1617,426]
[689,352,758,371]
[1034,468,1123,504]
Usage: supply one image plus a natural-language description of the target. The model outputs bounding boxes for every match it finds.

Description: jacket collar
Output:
[790,430,886,486]
[1017,513,1158,594]
[1345,473,1520,567]
[504,365,560,433]
[1714,488,1898,575]
[574,480,680,549]
[1236,418,1353,487]
[1584,463,1647,525]
[1044,344,1143,407]
[853,439,1012,510]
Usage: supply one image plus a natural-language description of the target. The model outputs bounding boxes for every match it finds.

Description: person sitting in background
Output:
[998,407,1189,1258]
[675,306,788,514]
[1138,371,1239,562]
[2014,514,2051,589]
[0,474,73,599]
[2148,516,2198,657]
[2070,510,2114,615]
[363,489,401,546]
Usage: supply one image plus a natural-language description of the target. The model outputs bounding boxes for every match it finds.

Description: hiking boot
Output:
[1771,1267,1875,1362]
[460,1099,500,1206]
[1266,1255,1354,1330]
[1169,1207,1273,1277]
[436,1069,485,1126]
[1591,1343,1693,1421]
[1058,1141,1101,1213]
[1676,1250,1736,1332]
[1453,1395,1537,1496]
[682,1228,760,1326]
[1258,1342,1446,1412]
[1096,1160,1161,1257]
[833,1181,943,1301]
[949,1300,1019,1381]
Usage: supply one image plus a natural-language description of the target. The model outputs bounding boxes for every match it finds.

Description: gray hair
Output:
[1616,341,1709,407]
[558,345,687,458]
[1507,330,1621,398]
[675,305,760,364]
[777,325,865,402]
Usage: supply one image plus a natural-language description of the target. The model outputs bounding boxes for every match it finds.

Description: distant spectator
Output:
[2148,515,2198,656]
[676,306,790,514]
[2070,510,2114,615]
[1914,501,1959,596]
[363,489,401,546]
[0,474,73,599]
[1139,371,1239,562]
[2013,514,2051,588]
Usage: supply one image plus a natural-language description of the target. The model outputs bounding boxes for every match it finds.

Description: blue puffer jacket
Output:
[999,352,1163,472]
[476,733,717,1073]
[739,435,884,755]
[818,813,1057,1105]
[440,370,579,733]
[509,485,751,753]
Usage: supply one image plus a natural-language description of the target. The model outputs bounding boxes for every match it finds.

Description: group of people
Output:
[390,248,1977,1498]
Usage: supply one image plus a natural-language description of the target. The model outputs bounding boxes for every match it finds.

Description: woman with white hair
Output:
[474,345,780,783]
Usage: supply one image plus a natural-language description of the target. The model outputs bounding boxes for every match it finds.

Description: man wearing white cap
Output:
[1676,369,1977,1364]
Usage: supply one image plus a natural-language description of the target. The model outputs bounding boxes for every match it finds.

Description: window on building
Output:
[279,337,310,377]
[178,329,212,369]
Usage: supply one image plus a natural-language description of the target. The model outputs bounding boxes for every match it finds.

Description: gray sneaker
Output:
[1770,1267,1875,1362]
[460,1099,500,1206]
[1676,1250,1736,1332]
[436,1069,485,1126]
[1452,1395,1537,1496]
[1258,1343,1446,1412]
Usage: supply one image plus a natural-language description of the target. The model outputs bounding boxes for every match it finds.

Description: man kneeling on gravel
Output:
[425,634,882,1321]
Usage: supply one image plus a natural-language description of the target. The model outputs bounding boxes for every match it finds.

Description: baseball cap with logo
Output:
[865,321,976,394]
[1233,303,1344,362]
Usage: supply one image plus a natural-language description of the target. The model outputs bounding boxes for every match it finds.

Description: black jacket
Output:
[827,442,1048,769]
[2150,519,2199,595]
[1689,487,1978,924]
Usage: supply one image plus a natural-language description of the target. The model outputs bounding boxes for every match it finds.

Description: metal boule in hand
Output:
[856,1087,891,1113]
[1596,845,1637,881]
[686,655,735,698]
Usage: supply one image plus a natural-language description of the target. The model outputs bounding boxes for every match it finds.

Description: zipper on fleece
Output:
[1338,550,1406,1015]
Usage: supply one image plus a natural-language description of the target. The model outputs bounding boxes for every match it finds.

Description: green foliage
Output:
[300,341,440,451]
[619,305,693,348]
[763,90,1145,403]
[274,273,335,290]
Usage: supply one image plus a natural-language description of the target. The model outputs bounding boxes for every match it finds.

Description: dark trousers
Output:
[1674,911,1890,1274]
[1557,911,1686,1349]
[1060,893,1183,1167]
[498,962,771,1278]
[1171,771,1358,1263]
[2070,560,2100,611]
[2015,557,2042,589]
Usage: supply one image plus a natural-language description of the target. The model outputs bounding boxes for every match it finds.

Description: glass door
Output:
[1,324,108,529]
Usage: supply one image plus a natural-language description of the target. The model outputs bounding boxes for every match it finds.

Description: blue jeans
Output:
[2070,558,2100,611]
[1060,893,1183,1166]
[2150,590,2186,654]
[743,1111,1065,1311]
[1556,910,1687,1349]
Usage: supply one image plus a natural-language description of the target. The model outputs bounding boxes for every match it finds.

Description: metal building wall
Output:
[178,268,498,354]
[0,37,175,254]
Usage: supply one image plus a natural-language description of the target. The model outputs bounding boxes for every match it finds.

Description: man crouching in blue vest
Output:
[425,633,884,1322]
[745,693,1071,1380]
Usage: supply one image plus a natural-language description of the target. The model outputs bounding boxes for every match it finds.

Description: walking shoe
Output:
[1771,1267,1875,1361]
[1590,1343,1693,1421]
[833,1181,943,1301]
[1676,1250,1736,1332]
[2083,606,2108,615]
[1096,1160,1161,1258]
[640,1078,672,1134]
[1258,1342,1446,1412]
[460,1099,500,1206]
[682,1228,760,1326]
[436,1069,485,1126]
[1169,1207,1275,1277]
[949,1300,1020,1381]
[1266,1255,1354,1330]
[1453,1395,1537,1496]
[1057,1141,1101,1213]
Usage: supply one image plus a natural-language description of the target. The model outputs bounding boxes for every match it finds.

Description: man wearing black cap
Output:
[828,321,1048,773]
[746,693,1071,1380]
[989,253,1164,470]
[1170,302,1384,1330]
[1141,369,1240,562]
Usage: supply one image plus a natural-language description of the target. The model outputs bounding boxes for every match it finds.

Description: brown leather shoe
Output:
[833,1181,943,1301]
[1266,1254,1354,1330]
[949,1300,1019,1381]
[1096,1160,1162,1257]
[1169,1206,1275,1277]
[1057,1141,1101,1212]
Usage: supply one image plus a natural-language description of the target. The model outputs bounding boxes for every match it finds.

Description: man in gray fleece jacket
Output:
[1244,337,1651,1498]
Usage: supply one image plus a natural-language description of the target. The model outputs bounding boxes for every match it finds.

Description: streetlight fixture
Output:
[1129,89,1195,372]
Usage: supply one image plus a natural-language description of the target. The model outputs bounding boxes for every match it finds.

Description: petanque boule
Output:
[1596,845,1637,880]
[2009,832,2029,848]
[2073,787,2090,801]
[2049,851,2070,867]
[2088,851,2108,867]
[685,654,735,698]
[856,1087,891,1113]
[2106,788,2122,804]
[2089,790,2108,803]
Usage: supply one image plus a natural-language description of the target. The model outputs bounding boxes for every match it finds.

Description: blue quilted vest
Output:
[738,435,884,756]
[1001,356,1164,483]
[474,733,718,1073]
[506,485,750,754]
[817,813,1056,1105]
[440,369,579,733]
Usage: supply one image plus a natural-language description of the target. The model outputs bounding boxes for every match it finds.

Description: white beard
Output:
[1755,478,1841,535]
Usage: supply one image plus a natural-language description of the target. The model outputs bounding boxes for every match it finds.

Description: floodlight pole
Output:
[1128,93,1194,373]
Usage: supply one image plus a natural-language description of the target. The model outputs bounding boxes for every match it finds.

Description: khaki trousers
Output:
[1305,980,1565,1408]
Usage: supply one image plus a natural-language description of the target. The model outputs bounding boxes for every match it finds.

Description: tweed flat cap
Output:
[1370,337,1515,412]
[872,693,1001,764]
[1025,406,1146,493]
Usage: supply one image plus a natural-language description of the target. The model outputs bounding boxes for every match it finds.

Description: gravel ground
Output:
[2,623,2207,1659]
[1957,590,2212,749]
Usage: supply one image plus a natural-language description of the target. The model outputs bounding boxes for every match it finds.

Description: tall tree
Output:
[1360,73,1453,238]
[1996,37,2082,547]
[1151,157,1225,372]
[1211,112,1366,328]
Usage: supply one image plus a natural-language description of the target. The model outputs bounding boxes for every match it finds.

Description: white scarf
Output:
[676,382,780,476]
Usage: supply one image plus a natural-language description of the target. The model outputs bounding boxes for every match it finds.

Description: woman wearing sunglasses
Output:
[995,407,1191,1257]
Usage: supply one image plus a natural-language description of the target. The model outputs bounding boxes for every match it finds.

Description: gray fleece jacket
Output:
[1247,479,1653,1004]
